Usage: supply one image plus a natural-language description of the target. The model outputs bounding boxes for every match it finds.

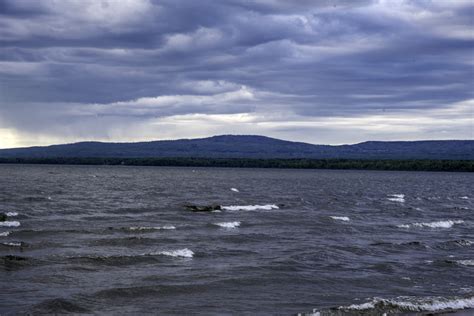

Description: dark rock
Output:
[0,213,6,221]
[184,204,221,212]
[1,255,38,271]
[3,255,28,261]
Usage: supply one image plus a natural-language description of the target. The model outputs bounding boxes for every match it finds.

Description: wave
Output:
[455,260,474,267]
[397,220,464,229]
[308,295,474,315]
[6,212,18,217]
[128,225,176,231]
[388,194,405,203]
[0,221,20,227]
[1,242,23,247]
[151,248,194,258]
[344,296,474,313]
[221,204,279,211]
[29,298,90,314]
[66,249,194,265]
[451,240,474,246]
[0,231,10,237]
[67,253,155,266]
[89,236,172,247]
[0,255,35,271]
[370,241,425,248]
[214,221,241,228]
[460,196,469,199]
[230,188,239,192]
[330,216,350,221]
[437,239,473,249]
[9,228,90,238]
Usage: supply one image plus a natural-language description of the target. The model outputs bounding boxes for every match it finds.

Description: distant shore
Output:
[0,157,472,172]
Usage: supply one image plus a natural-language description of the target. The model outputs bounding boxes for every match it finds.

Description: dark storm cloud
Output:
[0,0,472,147]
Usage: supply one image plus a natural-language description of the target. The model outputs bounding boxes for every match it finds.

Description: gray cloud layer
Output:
[0,0,472,147]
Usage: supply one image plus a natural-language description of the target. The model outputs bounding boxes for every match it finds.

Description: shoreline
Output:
[0,157,472,172]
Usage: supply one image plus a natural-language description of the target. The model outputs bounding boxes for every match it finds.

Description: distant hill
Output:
[0,135,472,160]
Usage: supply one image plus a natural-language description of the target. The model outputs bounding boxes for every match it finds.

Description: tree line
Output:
[0,157,472,172]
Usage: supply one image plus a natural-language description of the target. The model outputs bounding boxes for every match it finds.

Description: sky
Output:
[0,0,473,148]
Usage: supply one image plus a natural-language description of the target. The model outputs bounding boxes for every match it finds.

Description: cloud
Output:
[0,0,472,147]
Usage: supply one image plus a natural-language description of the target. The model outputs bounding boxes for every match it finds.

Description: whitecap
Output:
[397,220,464,229]
[338,295,474,313]
[221,204,279,211]
[388,194,405,203]
[155,248,194,258]
[0,221,20,227]
[391,194,405,198]
[6,212,18,217]
[230,188,239,192]
[0,231,11,237]
[129,225,175,231]
[214,221,241,228]
[397,224,411,228]
[460,196,469,200]
[2,242,22,247]
[456,260,474,266]
[330,216,350,221]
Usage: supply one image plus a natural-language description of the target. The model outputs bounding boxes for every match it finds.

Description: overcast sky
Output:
[0,0,472,148]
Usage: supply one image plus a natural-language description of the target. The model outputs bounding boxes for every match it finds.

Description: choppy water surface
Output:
[0,165,473,315]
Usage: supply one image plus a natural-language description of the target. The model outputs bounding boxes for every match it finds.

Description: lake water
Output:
[0,165,473,315]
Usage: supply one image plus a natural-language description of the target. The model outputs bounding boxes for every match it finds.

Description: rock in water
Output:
[184,204,222,212]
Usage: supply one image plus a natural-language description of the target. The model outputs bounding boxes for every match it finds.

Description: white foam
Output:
[456,260,474,266]
[388,194,405,203]
[345,302,375,310]
[129,225,175,231]
[397,224,410,228]
[391,194,405,198]
[339,296,474,313]
[6,212,18,217]
[156,248,194,258]
[397,220,464,229]
[330,216,350,221]
[230,188,239,192]
[0,231,10,237]
[460,196,469,200]
[215,221,241,228]
[2,242,21,247]
[221,204,279,211]
[0,221,20,227]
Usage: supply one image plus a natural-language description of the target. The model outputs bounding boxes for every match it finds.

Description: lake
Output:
[0,165,473,315]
